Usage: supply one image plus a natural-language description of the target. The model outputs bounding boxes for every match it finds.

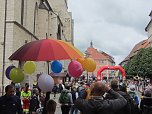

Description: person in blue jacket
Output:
[0,84,23,114]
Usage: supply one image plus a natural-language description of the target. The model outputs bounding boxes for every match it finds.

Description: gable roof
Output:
[121,39,150,63]
[86,47,115,63]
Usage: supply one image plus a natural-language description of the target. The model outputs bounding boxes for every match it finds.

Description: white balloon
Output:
[38,73,54,92]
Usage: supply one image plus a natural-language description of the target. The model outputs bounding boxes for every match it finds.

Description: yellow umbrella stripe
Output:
[59,40,84,57]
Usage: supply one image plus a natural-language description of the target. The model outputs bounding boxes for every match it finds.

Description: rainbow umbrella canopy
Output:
[9,38,84,61]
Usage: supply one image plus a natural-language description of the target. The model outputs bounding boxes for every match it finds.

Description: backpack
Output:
[59,90,70,103]
[128,91,139,106]
[77,86,85,97]
[128,91,140,114]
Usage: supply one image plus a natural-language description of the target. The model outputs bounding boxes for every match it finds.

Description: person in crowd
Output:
[0,84,23,114]
[46,99,57,114]
[105,79,132,114]
[119,83,133,114]
[74,81,127,114]
[128,84,140,114]
[52,84,59,99]
[29,88,40,114]
[21,83,31,114]
[105,79,119,99]
[42,91,51,114]
[70,86,79,114]
[140,88,152,114]
[59,85,73,114]
[39,92,45,107]
[77,82,85,97]
[15,84,21,98]
[59,83,64,93]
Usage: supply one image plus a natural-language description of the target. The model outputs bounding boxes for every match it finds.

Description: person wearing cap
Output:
[74,81,127,114]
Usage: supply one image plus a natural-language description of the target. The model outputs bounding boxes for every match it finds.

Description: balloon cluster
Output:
[68,58,96,78]
[5,65,24,83]
[5,58,96,90]
[5,61,36,83]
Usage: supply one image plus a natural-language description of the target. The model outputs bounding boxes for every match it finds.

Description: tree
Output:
[137,47,152,78]
[124,47,152,79]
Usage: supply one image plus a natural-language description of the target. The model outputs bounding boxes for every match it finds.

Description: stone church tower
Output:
[0,0,73,94]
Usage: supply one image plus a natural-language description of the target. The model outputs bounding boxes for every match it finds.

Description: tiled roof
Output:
[86,47,114,62]
[122,39,150,62]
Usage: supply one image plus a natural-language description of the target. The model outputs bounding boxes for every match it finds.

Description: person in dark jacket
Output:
[52,84,59,98]
[74,81,127,114]
[105,80,132,114]
[140,88,152,114]
[0,84,23,114]
[29,88,40,114]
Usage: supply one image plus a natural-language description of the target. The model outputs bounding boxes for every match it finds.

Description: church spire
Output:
[90,41,93,47]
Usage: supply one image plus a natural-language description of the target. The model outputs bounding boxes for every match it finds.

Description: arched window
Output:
[57,24,61,40]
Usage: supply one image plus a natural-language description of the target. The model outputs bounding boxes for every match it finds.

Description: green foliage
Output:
[125,47,152,79]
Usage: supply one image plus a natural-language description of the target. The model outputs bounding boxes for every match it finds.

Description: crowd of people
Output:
[0,79,152,114]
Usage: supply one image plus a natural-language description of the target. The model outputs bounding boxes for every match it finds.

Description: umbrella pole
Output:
[47,61,49,74]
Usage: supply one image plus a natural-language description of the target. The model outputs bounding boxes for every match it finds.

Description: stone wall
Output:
[0,0,73,94]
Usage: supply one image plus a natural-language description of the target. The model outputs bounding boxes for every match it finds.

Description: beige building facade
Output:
[145,10,152,46]
[0,0,73,94]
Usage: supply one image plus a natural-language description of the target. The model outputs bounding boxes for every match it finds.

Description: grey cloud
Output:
[68,0,152,64]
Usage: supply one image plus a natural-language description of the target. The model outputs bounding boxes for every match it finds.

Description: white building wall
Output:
[14,0,22,23]
[7,0,15,21]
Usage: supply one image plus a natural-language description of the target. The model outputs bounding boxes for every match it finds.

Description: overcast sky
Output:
[68,0,152,65]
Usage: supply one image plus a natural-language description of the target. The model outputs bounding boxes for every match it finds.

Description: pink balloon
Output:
[68,60,83,78]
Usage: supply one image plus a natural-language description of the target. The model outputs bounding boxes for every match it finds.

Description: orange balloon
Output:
[82,58,96,72]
